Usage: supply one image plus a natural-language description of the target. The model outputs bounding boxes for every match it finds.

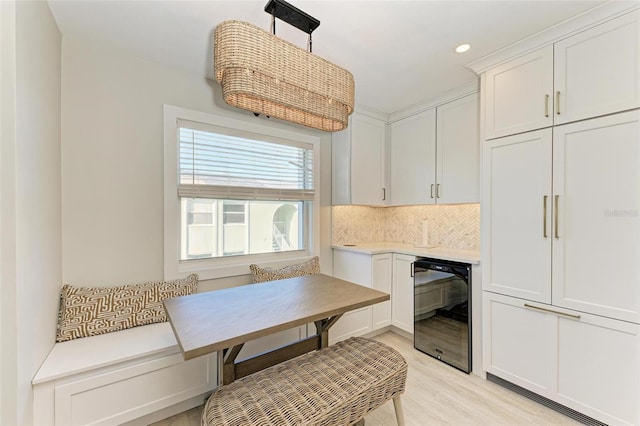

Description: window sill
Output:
[174,252,315,281]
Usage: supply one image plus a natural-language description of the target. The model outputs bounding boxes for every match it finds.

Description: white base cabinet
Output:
[391,253,415,334]
[32,323,216,426]
[332,250,392,343]
[484,292,640,425]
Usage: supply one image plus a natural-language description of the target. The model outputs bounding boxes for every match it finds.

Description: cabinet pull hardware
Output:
[544,94,549,117]
[430,184,435,199]
[382,188,386,201]
[543,195,548,238]
[524,303,581,319]
[410,262,415,278]
[436,184,441,198]
[555,91,561,115]
[554,195,559,239]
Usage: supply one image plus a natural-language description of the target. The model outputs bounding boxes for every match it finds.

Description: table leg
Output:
[314,314,343,348]
[220,344,244,386]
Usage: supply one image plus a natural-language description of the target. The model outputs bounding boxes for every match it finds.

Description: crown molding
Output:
[353,104,389,122]
[388,80,479,123]
[466,1,640,75]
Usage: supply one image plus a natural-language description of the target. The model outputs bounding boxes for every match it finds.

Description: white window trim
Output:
[163,105,321,280]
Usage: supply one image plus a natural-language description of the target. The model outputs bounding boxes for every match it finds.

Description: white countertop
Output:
[332,242,480,264]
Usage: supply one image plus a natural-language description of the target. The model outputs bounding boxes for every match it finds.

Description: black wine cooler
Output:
[413,257,471,373]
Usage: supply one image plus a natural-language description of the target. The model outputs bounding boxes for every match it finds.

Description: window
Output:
[164,106,320,280]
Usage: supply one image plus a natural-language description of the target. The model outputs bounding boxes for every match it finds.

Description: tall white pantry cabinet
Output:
[480,9,640,426]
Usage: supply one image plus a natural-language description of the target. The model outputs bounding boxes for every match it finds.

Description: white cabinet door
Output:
[371,254,392,329]
[389,109,436,205]
[483,292,557,398]
[392,254,415,334]
[552,111,640,323]
[482,129,552,303]
[350,113,386,206]
[485,46,554,139]
[556,313,640,426]
[436,93,480,204]
[554,11,640,125]
[332,249,373,344]
[332,112,386,206]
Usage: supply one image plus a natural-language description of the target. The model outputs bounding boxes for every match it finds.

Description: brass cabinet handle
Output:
[524,303,581,319]
[544,94,549,117]
[430,184,435,199]
[556,91,561,115]
[382,188,386,201]
[554,195,559,239]
[436,184,441,198]
[543,195,548,238]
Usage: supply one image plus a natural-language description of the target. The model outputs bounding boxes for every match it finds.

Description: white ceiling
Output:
[48,0,608,114]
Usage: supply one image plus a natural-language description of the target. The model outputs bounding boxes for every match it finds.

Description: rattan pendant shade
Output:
[214,20,354,132]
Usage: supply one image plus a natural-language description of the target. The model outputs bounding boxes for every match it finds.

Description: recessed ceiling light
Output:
[455,43,471,53]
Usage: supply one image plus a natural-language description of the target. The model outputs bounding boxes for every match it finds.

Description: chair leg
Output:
[393,396,405,426]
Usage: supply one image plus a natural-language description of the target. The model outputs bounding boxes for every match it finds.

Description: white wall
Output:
[61,37,332,291]
[1,1,62,424]
[0,2,18,423]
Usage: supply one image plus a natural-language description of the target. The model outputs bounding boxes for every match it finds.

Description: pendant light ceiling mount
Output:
[264,0,320,36]
[213,0,355,132]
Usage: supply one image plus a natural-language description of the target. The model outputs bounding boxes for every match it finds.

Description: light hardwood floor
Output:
[151,331,579,426]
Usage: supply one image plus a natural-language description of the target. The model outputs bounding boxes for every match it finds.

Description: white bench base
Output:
[32,322,216,426]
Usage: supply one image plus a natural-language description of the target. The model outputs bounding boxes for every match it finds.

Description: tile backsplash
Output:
[332,204,480,250]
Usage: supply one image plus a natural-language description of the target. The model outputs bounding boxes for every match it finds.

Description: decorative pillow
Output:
[249,257,320,283]
[56,274,198,342]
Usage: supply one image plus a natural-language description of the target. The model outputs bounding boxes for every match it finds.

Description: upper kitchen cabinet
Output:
[485,46,554,140]
[554,11,639,125]
[332,111,387,206]
[485,10,639,139]
[389,109,436,205]
[436,94,480,204]
[389,92,479,206]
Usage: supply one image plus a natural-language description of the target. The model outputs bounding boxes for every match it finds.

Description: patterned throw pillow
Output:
[249,257,320,283]
[56,274,198,342]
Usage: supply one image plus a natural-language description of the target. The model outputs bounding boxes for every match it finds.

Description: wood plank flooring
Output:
[150,331,579,426]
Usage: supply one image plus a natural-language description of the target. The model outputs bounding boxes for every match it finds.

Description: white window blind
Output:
[178,120,315,201]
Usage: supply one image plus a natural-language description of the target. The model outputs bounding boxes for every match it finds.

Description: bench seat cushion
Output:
[203,336,407,426]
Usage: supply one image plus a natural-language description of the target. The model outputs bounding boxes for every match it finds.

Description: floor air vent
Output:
[486,373,607,426]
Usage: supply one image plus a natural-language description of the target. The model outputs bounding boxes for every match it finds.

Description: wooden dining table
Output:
[163,273,390,385]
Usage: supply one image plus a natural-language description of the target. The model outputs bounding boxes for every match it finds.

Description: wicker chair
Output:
[202,336,407,426]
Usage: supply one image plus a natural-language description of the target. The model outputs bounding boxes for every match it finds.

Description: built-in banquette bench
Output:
[32,272,218,425]
[32,321,216,426]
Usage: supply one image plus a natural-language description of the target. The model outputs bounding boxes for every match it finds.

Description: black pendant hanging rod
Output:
[264,0,320,35]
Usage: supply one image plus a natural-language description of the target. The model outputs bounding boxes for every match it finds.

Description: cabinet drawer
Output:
[54,353,215,425]
[484,291,640,425]
[556,315,639,425]
[482,292,557,398]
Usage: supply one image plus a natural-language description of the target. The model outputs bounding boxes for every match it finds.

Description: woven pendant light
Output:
[213,2,354,132]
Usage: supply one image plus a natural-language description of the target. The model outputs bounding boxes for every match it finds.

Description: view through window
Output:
[178,123,313,260]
